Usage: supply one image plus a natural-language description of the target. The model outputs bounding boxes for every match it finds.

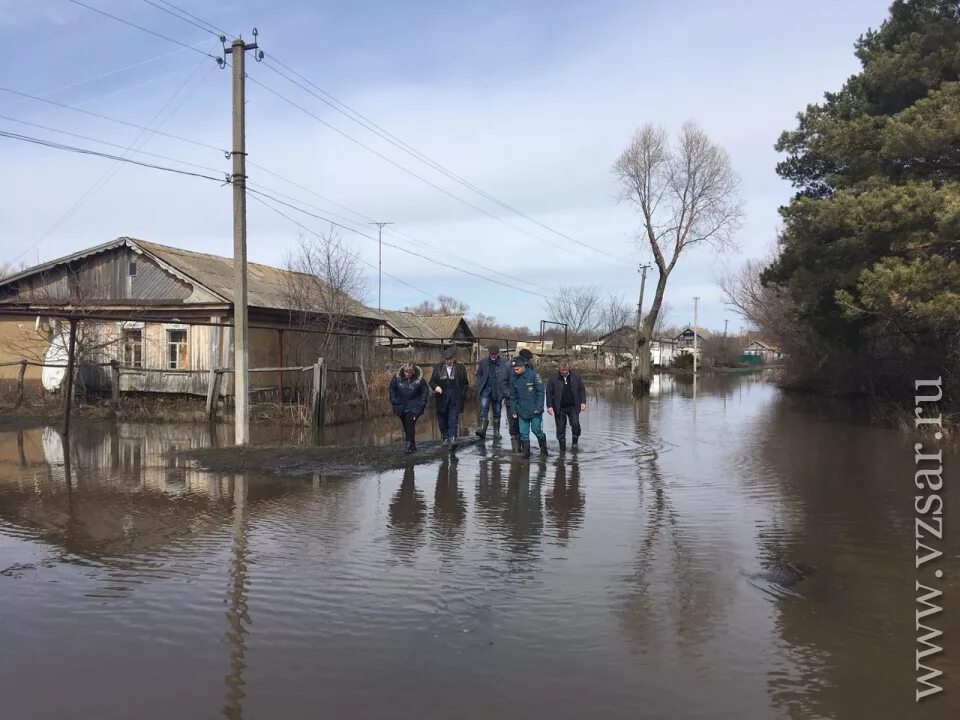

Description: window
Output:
[128,261,138,277]
[122,329,143,368]
[167,329,188,369]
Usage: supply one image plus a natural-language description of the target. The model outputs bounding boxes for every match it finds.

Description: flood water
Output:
[1,372,957,719]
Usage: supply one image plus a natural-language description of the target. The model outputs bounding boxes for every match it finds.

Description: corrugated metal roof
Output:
[420,314,469,339]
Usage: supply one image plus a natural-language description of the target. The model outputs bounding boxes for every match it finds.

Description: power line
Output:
[246,186,553,300]
[0,41,214,112]
[261,55,628,264]
[139,0,223,38]
[248,192,442,303]
[243,171,557,295]
[246,71,621,269]
[0,114,223,174]
[0,130,226,183]
[153,0,235,40]
[0,84,226,153]
[66,0,221,61]
[20,60,217,264]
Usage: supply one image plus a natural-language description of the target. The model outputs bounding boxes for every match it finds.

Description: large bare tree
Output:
[598,293,633,336]
[544,285,602,344]
[284,229,367,364]
[405,294,470,316]
[613,121,743,393]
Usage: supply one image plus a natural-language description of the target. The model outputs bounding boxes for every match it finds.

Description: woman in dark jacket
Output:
[389,363,429,454]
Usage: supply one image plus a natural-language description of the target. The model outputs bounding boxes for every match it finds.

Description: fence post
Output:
[110,360,120,410]
[206,368,222,421]
[16,360,27,409]
[311,356,323,427]
[319,360,327,428]
[389,336,393,364]
[358,365,369,412]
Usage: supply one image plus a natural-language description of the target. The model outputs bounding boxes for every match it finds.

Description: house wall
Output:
[0,317,46,381]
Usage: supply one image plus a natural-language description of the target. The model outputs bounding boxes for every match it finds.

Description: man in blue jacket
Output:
[474,344,511,441]
[545,361,587,452]
[509,355,548,459]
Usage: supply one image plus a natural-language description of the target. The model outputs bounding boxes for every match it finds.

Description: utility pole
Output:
[693,296,700,375]
[724,318,729,337]
[636,264,650,336]
[225,31,262,446]
[370,222,392,316]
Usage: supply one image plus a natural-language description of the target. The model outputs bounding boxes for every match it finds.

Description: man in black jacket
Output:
[545,361,587,452]
[429,348,469,447]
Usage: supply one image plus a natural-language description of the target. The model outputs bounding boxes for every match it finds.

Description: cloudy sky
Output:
[1,0,891,331]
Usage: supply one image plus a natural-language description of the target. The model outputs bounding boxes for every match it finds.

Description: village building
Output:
[0,237,385,400]
[742,339,782,362]
[595,326,679,368]
[674,326,711,356]
[375,310,475,363]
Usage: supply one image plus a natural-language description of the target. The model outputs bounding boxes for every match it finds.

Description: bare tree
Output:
[613,121,743,394]
[405,295,470,316]
[598,293,634,336]
[0,261,26,280]
[469,312,497,338]
[284,228,367,364]
[544,285,602,344]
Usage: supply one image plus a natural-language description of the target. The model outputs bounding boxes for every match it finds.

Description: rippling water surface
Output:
[1,372,958,719]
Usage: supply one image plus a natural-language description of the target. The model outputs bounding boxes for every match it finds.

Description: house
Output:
[515,339,553,354]
[375,310,474,357]
[0,237,383,398]
[596,326,678,367]
[674,326,711,355]
[742,339,781,362]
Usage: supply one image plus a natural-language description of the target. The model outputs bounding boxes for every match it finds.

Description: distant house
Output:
[597,326,678,367]
[0,237,382,398]
[743,339,781,362]
[376,311,474,351]
[674,326,711,355]
[515,339,554,354]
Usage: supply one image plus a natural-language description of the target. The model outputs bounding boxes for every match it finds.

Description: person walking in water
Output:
[546,361,587,452]
[509,355,548,459]
[429,348,469,448]
[474,344,511,441]
[389,363,429,454]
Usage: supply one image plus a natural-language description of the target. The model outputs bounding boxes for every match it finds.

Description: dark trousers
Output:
[507,409,520,438]
[437,401,460,439]
[399,412,417,443]
[555,406,581,440]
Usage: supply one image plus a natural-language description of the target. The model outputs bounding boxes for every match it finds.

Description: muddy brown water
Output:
[1,372,957,719]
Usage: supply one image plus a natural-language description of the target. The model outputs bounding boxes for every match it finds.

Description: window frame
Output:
[166,328,189,370]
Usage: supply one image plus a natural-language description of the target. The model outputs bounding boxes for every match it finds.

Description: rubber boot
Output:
[410,440,417,453]
[510,435,521,454]
[441,434,449,447]
[492,420,501,439]
[404,441,413,455]
[538,435,548,457]
[558,437,566,453]
[572,436,579,448]
[449,434,458,451]
[522,440,531,459]
[475,419,488,439]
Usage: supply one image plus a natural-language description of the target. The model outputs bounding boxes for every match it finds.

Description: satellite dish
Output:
[41,328,70,392]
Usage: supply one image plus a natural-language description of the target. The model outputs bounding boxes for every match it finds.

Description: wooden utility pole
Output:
[693,296,700,376]
[632,264,650,394]
[225,33,261,446]
[370,222,392,317]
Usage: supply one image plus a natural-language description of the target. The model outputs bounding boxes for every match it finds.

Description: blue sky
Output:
[1,0,893,332]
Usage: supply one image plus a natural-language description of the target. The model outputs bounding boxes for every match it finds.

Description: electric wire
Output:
[263,55,628,263]
[66,0,221,61]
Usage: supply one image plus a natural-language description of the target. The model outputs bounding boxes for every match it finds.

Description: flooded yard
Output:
[1,372,957,719]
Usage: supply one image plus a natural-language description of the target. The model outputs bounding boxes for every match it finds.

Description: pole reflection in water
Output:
[223,474,250,720]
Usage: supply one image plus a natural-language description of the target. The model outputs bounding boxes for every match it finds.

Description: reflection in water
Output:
[545,457,584,542]
[387,466,427,559]
[1,373,958,720]
[432,457,466,550]
[223,476,250,720]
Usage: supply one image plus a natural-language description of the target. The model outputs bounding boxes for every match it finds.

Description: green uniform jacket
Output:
[509,367,544,420]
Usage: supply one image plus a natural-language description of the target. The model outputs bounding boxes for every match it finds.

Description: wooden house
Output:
[742,339,781,362]
[0,237,383,399]
[674,326,711,356]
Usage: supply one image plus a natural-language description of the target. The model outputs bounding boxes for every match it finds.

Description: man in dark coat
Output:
[474,344,511,441]
[429,348,469,447]
[545,361,587,451]
[389,363,429,454]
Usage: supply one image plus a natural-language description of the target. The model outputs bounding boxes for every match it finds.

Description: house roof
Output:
[419,314,471,339]
[745,339,777,350]
[377,310,440,341]
[0,237,379,320]
[675,325,712,339]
